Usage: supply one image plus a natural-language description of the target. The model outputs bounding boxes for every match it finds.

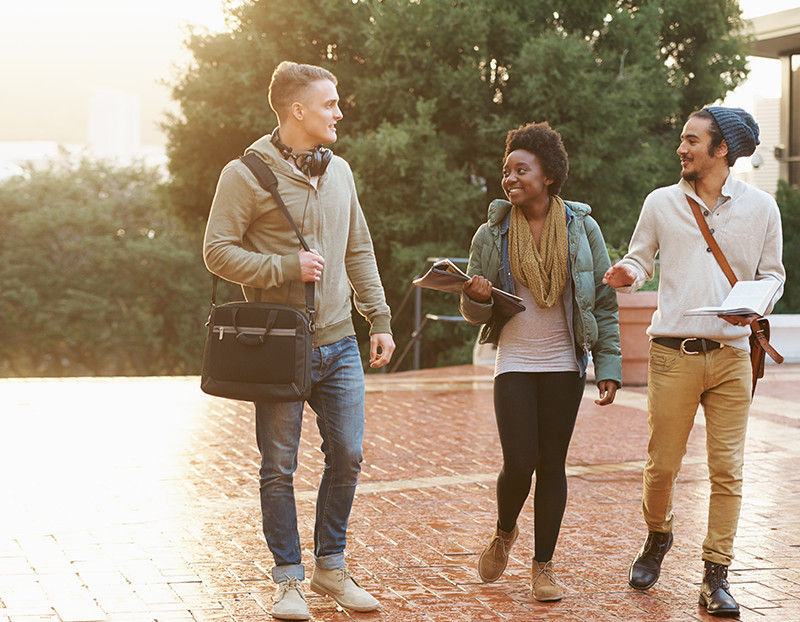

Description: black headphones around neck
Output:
[270,128,332,178]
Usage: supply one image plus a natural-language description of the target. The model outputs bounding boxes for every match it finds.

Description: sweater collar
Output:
[678,171,740,207]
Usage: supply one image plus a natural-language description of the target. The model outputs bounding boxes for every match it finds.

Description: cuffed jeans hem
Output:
[314,552,345,570]
[272,564,305,583]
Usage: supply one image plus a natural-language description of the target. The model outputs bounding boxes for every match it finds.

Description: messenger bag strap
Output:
[239,153,311,252]
[687,196,737,287]
[234,152,316,331]
[751,318,783,364]
[687,196,782,363]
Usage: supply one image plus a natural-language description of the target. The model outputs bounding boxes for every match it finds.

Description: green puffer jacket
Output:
[459,199,622,386]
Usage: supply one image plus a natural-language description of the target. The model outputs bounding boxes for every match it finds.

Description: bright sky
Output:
[0,0,228,146]
[723,0,798,109]
[0,0,796,150]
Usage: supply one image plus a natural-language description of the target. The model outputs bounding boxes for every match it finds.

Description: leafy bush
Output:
[775,180,800,314]
[0,157,210,376]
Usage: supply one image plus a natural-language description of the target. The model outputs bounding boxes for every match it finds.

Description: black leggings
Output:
[493,371,585,562]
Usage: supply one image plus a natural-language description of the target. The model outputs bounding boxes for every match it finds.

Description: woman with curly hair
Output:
[460,122,622,600]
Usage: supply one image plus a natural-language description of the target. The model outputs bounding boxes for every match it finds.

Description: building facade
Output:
[751,8,800,190]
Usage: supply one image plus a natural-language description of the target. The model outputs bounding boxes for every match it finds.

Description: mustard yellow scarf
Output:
[509,196,568,308]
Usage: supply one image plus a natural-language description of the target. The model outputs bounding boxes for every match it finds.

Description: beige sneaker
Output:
[477,523,519,582]
[310,566,380,612]
[272,577,309,620]
[531,559,563,602]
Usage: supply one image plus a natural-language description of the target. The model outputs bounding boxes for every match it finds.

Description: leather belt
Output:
[652,337,723,355]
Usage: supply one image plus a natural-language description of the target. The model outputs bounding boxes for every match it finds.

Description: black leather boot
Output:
[699,561,740,617]
[628,530,673,590]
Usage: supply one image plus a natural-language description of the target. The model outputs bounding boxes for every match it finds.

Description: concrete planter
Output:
[766,314,800,363]
[617,291,658,387]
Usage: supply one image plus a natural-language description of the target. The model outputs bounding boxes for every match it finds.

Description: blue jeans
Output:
[255,335,365,583]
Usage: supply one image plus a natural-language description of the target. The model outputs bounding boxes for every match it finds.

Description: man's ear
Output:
[290,102,304,121]
[716,139,729,161]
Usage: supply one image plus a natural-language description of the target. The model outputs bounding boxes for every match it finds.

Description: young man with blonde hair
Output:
[204,61,394,621]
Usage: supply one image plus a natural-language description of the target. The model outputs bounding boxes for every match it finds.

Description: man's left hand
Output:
[718,313,758,327]
[369,333,395,368]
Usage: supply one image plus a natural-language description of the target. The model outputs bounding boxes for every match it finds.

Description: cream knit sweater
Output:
[616,175,784,351]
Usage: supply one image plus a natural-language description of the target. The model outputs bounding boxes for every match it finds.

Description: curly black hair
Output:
[504,122,569,195]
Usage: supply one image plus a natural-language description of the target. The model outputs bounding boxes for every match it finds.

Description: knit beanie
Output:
[703,106,760,165]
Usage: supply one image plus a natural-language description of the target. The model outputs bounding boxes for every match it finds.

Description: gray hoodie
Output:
[204,135,391,347]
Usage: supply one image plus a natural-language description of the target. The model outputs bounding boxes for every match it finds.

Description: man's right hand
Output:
[299,249,325,282]
[603,263,636,288]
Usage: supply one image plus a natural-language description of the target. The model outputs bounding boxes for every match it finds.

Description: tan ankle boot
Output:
[531,559,563,602]
[477,523,518,582]
[310,566,379,612]
[272,577,309,620]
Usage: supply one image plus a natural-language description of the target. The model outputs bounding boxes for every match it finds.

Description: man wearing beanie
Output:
[604,107,785,616]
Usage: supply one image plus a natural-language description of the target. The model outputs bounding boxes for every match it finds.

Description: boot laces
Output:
[534,561,557,585]
[489,529,515,559]
[334,567,361,587]
[643,531,668,556]
[492,534,510,557]
[277,577,307,602]
[706,563,730,592]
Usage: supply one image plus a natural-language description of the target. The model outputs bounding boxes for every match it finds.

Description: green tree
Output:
[164,0,749,369]
[0,157,211,377]
[775,180,800,314]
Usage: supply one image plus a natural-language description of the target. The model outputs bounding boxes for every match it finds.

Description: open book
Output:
[684,279,781,317]
[412,259,525,317]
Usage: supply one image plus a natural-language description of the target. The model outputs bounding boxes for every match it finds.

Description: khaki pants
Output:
[643,341,752,566]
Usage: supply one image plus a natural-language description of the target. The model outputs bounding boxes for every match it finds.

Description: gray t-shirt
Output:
[495,275,579,377]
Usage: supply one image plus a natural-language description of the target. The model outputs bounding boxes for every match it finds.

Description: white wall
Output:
[768,315,800,364]
[732,97,780,195]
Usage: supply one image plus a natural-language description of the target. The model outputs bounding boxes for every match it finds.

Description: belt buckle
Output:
[680,338,700,355]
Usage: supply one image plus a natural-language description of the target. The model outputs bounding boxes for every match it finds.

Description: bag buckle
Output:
[307,309,316,333]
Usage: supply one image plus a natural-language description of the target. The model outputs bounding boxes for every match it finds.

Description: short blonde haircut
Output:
[268,61,337,121]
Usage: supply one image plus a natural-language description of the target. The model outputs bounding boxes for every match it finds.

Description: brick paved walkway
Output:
[1,364,799,621]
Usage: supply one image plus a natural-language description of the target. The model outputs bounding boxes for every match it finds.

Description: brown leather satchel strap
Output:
[686,196,783,364]
[687,196,737,287]
[750,317,784,364]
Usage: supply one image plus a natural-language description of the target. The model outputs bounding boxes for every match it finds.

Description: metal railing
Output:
[389,257,468,373]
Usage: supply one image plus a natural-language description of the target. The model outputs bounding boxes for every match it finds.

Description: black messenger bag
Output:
[200,153,316,402]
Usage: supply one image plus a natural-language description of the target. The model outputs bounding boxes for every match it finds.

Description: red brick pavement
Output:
[1,364,799,621]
